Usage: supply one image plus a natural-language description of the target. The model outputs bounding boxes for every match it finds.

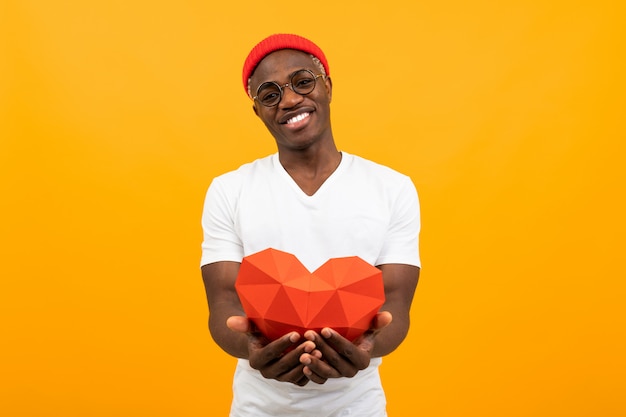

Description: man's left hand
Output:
[299,311,393,384]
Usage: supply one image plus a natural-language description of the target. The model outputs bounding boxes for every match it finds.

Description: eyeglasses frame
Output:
[252,69,326,107]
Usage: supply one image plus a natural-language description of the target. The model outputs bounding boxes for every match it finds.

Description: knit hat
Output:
[242,34,330,96]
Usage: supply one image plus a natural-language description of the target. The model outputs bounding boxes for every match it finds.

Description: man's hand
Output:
[227,316,321,386]
[298,311,393,384]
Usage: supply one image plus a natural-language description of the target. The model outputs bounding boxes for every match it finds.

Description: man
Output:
[200,33,421,416]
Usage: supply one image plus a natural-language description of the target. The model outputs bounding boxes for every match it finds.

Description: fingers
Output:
[271,363,309,385]
[349,311,393,353]
[371,311,392,330]
[250,338,316,385]
[226,316,253,333]
[248,332,304,368]
[227,317,314,386]
[300,350,341,384]
[259,340,315,385]
[323,329,371,370]
[300,329,370,382]
[235,318,390,386]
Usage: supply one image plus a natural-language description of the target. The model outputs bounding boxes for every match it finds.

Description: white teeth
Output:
[286,112,309,124]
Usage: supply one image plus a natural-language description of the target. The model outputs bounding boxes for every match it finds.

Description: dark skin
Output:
[202,49,420,386]
[251,49,339,196]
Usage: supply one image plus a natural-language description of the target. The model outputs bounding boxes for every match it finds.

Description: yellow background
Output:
[1,0,624,416]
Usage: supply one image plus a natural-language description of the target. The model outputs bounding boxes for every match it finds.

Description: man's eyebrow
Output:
[287,68,307,78]
[262,68,310,84]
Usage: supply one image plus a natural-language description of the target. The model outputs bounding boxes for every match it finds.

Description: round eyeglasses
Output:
[253,69,325,107]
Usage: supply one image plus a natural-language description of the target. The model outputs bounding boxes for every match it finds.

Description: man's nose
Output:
[279,84,304,108]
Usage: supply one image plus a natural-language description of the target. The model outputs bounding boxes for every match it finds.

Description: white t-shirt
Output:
[201,152,421,416]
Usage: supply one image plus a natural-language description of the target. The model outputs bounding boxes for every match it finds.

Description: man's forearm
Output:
[209,312,250,359]
[371,315,410,357]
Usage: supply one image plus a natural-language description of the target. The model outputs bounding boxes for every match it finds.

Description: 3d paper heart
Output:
[235,248,385,342]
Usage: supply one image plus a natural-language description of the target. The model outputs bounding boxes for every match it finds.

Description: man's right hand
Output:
[226,316,320,386]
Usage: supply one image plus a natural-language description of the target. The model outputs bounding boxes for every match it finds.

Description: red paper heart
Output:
[235,248,385,341]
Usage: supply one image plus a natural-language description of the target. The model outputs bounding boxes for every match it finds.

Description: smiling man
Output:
[200,34,421,417]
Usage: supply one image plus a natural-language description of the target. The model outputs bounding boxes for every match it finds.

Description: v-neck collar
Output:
[272,152,349,199]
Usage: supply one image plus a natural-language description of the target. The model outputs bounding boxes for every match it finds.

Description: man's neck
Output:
[278,146,342,196]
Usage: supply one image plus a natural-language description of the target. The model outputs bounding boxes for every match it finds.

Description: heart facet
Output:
[235,248,385,341]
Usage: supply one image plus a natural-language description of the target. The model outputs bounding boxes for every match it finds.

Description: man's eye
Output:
[294,78,313,88]
[261,92,279,103]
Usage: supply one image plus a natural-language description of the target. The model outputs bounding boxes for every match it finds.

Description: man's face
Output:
[249,49,333,152]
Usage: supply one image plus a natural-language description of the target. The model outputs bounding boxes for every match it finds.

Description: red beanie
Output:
[242,34,330,96]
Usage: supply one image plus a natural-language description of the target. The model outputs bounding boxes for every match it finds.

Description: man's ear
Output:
[253,103,259,117]
[325,76,333,103]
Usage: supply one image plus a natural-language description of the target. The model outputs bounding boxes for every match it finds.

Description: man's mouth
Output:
[286,112,310,125]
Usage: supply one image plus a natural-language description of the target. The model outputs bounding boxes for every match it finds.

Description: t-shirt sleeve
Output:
[200,177,244,267]
[375,176,421,268]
